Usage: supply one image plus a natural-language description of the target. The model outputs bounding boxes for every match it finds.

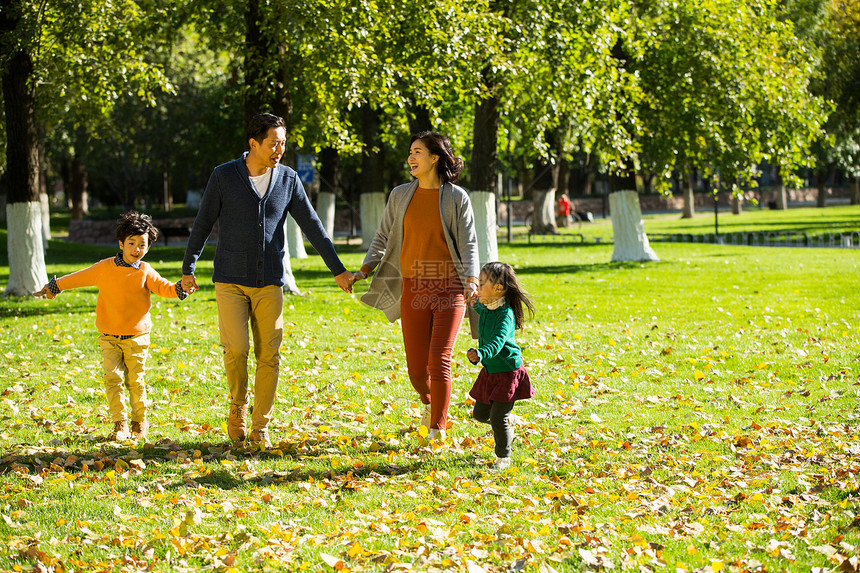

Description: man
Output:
[182,113,353,449]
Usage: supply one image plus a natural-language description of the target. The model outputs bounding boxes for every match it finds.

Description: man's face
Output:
[249,126,287,170]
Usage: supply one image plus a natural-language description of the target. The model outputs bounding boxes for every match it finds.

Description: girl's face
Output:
[407,140,438,182]
[477,272,504,303]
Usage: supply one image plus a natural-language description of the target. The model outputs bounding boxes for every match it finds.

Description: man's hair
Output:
[116,210,158,244]
[247,113,286,144]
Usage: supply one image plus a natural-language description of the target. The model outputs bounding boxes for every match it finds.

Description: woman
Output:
[354,131,479,442]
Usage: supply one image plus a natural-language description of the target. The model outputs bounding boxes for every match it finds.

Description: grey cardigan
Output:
[360,180,479,324]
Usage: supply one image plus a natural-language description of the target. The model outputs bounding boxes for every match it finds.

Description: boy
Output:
[34,211,190,441]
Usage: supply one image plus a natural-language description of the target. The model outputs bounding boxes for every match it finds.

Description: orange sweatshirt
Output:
[55,256,182,336]
[400,187,458,279]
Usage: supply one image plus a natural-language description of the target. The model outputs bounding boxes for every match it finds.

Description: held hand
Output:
[467,348,480,364]
[33,284,55,299]
[464,282,478,305]
[182,274,198,294]
[335,270,355,294]
[352,270,367,284]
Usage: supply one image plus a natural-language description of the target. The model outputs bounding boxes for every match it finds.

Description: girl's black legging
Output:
[472,400,516,458]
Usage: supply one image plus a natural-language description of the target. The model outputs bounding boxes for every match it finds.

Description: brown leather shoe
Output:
[247,429,272,449]
[227,403,247,445]
[131,419,149,439]
[110,420,130,441]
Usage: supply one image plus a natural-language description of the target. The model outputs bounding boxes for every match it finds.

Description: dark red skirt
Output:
[469,364,534,404]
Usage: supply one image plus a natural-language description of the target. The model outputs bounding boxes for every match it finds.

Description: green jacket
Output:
[473,301,523,373]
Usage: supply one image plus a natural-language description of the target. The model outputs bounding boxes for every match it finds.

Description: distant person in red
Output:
[557,193,572,227]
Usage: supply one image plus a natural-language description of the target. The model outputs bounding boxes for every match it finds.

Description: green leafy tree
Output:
[1,0,172,295]
[632,0,826,218]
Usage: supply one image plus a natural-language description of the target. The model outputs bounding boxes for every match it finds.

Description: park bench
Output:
[159,225,191,246]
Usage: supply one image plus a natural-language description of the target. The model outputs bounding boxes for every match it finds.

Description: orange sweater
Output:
[400,187,458,279]
[55,257,181,336]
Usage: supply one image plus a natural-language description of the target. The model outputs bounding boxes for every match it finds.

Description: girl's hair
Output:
[481,261,535,329]
[409,131,464,184]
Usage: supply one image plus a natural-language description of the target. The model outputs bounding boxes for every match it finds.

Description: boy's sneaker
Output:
[247,429,272,449]
[110,421,130,441]
[227,404,247,446]
[131,419,149,440]
[490,457,511,472]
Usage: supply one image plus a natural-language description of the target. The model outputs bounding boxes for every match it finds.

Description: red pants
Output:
[400,278,466,430]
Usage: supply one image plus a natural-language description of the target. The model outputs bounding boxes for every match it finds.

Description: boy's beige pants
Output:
[98,333,150,423]
[215,283,283,432]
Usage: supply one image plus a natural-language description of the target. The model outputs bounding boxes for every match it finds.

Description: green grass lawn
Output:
[0,209,859,572]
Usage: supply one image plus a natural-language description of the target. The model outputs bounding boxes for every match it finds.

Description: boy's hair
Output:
[480,261,536,330]
[116,211,158,245]
[247,113,286,144]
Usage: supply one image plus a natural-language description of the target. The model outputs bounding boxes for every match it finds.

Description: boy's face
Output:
[119,234,150,265]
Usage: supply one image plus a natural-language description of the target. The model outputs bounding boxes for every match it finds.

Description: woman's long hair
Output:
[410,131,464,184]
[480,261,536,330]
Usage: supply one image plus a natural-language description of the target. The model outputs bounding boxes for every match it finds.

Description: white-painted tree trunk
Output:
[531,189,557,234]
[286,214,307,259]
[609,190,659,262]
[40,190,51,243]
[360,192,385,249]
[281,250,300,295]
[6,202,49,296]
[470,190,498,267]
[316,191,336,238]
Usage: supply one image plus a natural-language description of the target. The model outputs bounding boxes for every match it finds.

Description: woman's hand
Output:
[464,276,478,304]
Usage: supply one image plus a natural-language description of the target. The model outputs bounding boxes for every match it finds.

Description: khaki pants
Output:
[98,333,150,423]
[215,283,283,431]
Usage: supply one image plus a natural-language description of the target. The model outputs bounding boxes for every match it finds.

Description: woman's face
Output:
[407,140,439,182]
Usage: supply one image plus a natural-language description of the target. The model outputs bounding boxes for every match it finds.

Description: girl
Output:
[467,262,535,471]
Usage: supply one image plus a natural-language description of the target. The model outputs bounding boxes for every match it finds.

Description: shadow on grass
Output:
[0,433,464,491]
[0,304,95,319]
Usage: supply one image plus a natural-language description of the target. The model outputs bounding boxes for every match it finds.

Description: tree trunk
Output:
[67,157,89,219]
[281,249,300,295]
[470,191,498,267]
[681,171,695,218]
[815,169,830,208]
[316,147,339,238]
[360,105,386,249]
[775,167,788,210]
[285,215,307,259]
[732,193,742,215]
[2,32,48,295]
[316,192,336,238]
[407,103,432,134]
[162,162,173,212]
[532,189,557,234]
[6,203,49,296]
[851,175,860,205]
[360,193,385,249]
[610,190,659,262]
[469,69,500,196]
